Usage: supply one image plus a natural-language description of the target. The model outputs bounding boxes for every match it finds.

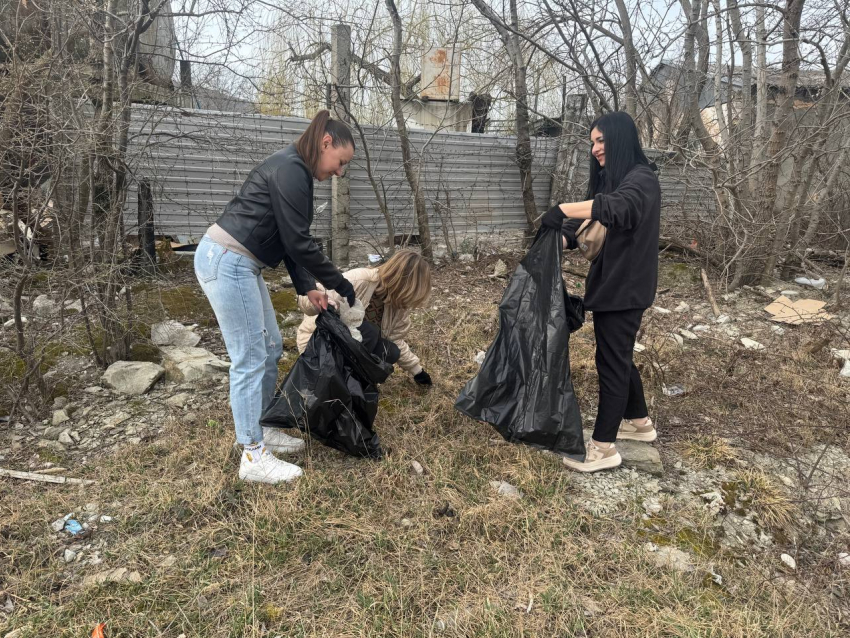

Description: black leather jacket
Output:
[215,144,344,295]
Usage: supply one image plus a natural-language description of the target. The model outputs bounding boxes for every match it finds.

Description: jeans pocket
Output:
[196,240,225,283]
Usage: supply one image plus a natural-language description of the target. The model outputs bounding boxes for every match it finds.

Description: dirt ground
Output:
[1,247,849,637]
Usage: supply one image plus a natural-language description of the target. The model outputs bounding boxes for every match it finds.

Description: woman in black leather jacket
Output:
[194,110,356,485]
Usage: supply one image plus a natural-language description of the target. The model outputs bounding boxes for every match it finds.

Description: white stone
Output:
[492,259,508,278]
[102,361,164,395]
[651,546,694,572]
[166,392,190,408]
[160,347,230,383]
[669,333,684,347]
[58,430,74,446]
[771,325,786,335]
[52,410,70,426]
[64,299,83,313]
[679,329,698,340]
[831,349,850,362]
[840,360,850,378]
[489,480,523,499]
[741,338,765,351]
[33,295,58,317]
[653,306,672,315]
[633,342,646,353]
[780,290,800,297]
[151,320,201,348]
[674,302,690,313]
[63,549,77,563]
[692,324,710,332]
[780,553,796,570]
[3,317,26,329]
[838,552,850,569]
[715,314,732,324]
[50,517,66,532]
[459,254,474,262]
[410,460,424,475]
[643,498,663,515]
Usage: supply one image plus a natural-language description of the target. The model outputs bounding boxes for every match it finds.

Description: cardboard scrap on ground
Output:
[764,295,833,325]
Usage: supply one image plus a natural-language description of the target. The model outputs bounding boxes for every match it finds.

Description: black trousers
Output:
[359,320,401,365]
[591,309,649,443]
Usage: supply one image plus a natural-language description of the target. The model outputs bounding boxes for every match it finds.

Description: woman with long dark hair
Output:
[195,110,358,484]
[541,110,661,473]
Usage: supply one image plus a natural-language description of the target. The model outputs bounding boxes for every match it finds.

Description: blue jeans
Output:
[194,236,282,445]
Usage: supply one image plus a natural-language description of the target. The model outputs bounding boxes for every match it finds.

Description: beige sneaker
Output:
[563,440,622,473]
[618,417,657,442]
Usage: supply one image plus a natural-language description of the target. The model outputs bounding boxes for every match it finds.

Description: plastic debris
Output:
[794,277,826,289]
[662,384,686,397]
[63,519,83,535]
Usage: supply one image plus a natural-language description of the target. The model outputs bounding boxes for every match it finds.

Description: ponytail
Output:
[294,109,356,175]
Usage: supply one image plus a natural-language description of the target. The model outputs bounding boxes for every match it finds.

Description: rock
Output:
[841,360,850,378]
[63,549,77,563]
[633,342,646,353]
[281,311,302,327]
[741,338,765,351]
[53,396,68,409]
[838,552,850,569]
[715,314,732,324]
[83,567,143,588]
[183,412,199,426]
[771,325,786,335]
[400,518,414,528]
[58,430,74,446]
[780,290,800,297]
[151,320,201,348]
[160,555,178,568]
[679,329,698,340]
[50,517,67,532]
[43,426,63,440]
[33,295,58,317]
[674,302,690,313]
[692,324,710,332]
[64,299,83,313]
[0,298,12,319]
[160,347,230,383]
[474,350,486,365]
[650,546,694,572]
[653,306,672,315]
[643,498,663,515]
[669,333,684,347]
[832,349,850,362]
[780,553,796,570]
[491,259,508,278]
[3,317,26,329]
[489,480,523,499]
[103,411,131,429]
[166,392,190,408]
[102,361,165,395]
[52,409,70,426]
[84,386,104,394]
[459,254,474,263]
[410,460,424,475]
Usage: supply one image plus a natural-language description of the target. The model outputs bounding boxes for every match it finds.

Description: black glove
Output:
[413,370,432,386]
[334,279,356,308]
[540,205,566,230]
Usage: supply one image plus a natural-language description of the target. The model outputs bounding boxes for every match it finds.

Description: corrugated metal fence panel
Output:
[124,107,560,241]
[123,106,714,242]
[125,108,329,240]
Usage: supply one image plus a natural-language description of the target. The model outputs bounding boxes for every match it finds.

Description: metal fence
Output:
[125,106,715,243]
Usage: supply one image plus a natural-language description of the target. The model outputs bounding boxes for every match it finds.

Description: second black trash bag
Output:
[455,228,586,456]
[260,308,393,459]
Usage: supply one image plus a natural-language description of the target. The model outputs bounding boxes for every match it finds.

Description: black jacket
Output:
[215,145,344,295]
[562,164,660,311]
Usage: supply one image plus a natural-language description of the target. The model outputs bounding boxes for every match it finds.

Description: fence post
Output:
[330,23,351,265]
[138,179,156,276]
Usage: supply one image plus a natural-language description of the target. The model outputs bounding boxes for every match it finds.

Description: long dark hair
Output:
[294,110,356,175]
[586,111,649,198]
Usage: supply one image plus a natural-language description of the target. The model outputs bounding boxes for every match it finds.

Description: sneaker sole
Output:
[617,430,658,442]
[563,453,622,473]
[238,469,303,484]
[265,443,306,454]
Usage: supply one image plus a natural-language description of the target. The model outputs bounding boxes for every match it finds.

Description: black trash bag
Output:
[260,307,393,459]
[455,227,586,456]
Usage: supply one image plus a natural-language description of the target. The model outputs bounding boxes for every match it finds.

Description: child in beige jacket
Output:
[296,249,433,385]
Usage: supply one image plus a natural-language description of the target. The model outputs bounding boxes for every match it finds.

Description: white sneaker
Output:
[262,427,306,454]
[238,447,303,484]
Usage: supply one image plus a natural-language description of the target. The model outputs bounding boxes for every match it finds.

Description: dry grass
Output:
[680,436,737,469]
[726,469,798,532]
[1,257,848,637]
